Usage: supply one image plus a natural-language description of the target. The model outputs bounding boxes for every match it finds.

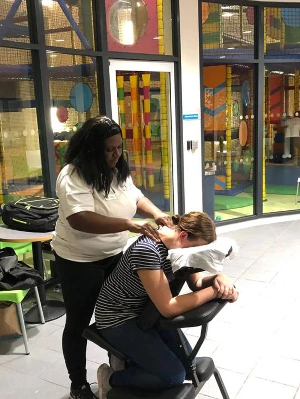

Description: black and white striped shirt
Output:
[95,235,173,329]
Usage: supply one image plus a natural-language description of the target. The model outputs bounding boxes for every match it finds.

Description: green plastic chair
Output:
[0,242,32,261]
[0,287,45,354]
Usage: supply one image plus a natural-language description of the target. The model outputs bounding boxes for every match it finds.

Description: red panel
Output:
[105,0,159,54]
[269,75,282,124]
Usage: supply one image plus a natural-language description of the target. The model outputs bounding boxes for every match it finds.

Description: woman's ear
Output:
[179,230,188,241]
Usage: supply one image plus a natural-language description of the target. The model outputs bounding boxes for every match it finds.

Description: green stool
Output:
[0,287,45,354]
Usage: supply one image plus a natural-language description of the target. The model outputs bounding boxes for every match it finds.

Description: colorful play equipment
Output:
[142,73,154,188]
[129,74,143,188]
[117,75,126,143]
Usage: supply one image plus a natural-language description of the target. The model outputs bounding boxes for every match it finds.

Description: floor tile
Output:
[200,368,247,399]
[250,355,300,387]
[1,220,300,399]
[235,376,297,399]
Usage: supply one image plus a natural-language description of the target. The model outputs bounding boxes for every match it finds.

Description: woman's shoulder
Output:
[56,164,90,190]
[132,235,167,258]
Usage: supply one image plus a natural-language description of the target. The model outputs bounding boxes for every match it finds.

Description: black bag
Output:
[0,247,44,290]
[1,196,59,232]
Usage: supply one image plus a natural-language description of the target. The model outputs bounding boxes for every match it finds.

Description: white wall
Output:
[179,0,203,213]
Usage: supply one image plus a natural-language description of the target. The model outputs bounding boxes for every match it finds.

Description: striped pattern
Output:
[269,75,282,124]
[203,65,227,132]
[95,236,172,329]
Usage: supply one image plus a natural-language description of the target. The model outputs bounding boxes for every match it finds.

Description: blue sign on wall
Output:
[182,113,199,120]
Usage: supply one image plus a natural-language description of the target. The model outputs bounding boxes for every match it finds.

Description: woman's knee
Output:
[161,363,186,388]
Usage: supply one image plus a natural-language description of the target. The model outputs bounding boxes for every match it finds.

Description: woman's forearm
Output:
[194,273,219,290]
[162,287,218,318]
[136,197,164,220]
[67,211,130,234]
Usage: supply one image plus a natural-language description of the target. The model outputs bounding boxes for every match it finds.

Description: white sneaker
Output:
[109,354,125,371]
[97,364,114,399]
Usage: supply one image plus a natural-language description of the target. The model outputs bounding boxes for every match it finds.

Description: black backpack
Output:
[1,196,59,232]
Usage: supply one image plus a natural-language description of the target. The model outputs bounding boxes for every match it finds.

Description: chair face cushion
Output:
[167,237,238,274]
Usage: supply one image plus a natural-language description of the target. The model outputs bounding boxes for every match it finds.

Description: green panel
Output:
[203,32,220,44]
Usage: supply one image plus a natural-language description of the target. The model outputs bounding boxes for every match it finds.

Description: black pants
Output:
[55,252,122,388]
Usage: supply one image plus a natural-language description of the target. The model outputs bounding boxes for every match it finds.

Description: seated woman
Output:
[95,211,238,399]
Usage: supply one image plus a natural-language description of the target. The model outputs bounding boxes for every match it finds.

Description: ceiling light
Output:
[222,12,234,17]
[42,0,54,7]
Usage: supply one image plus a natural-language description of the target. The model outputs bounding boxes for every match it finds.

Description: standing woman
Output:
[52,116,172,399]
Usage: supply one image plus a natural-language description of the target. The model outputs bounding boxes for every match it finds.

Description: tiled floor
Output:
[1,218,300,399]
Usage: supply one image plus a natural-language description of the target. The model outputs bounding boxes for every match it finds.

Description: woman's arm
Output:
[187,272,238,301]
[136,197,173,227]
[67,211,161,240]
[137,269,219,318]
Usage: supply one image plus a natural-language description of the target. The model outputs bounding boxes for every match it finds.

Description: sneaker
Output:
[97,363,114,399]
[109,354,125,371]
[70,383,97,399]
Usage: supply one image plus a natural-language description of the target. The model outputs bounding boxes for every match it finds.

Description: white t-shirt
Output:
[51,164,144,262]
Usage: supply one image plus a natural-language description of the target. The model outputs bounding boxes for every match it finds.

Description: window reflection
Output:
[115,71,173,213]
[41,0,94,50]
[265,8,300,58]
[264,65,300,213]
[46,52,98,175]
[202,3,254,59]
[106,0,173,55]
[0,48,43,204]
[0,0,30,43]
[203,64,255,221]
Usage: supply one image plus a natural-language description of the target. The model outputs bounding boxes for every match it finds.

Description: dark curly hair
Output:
[64,116,130,196]
[172,211,216,243]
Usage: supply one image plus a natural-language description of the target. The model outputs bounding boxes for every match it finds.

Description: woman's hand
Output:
[213,273,238,301]
[127,220,161,242]
[154,212,173,228]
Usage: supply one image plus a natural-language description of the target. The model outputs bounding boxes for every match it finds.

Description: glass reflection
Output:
[42,0,94,50]
[202,3,254,59]
[265,7,300,59]
[106,0,173,55]
[0,47,42,204]
[203,64,255,221]
[46,52,98,175]
[0,0,30,43]
[115,71,173,213]
[264,64,300,213]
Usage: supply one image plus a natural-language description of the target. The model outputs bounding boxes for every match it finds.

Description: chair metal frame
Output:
[0,287,45,354]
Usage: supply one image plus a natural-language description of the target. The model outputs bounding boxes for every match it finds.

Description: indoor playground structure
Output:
[202,3,300,216]
[116,71,171,212]
[0,0,172,212]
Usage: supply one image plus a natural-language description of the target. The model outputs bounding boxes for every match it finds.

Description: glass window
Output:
[114,70,173,213]
[203,63,255,221]
[202,3,254,59]
[0,0,30,43]
[264,63,300,213]
[46,52,99,175]
[0,47,43,204]
[106,0,173,55]
[42,0,94,50]
[265,7,300,59]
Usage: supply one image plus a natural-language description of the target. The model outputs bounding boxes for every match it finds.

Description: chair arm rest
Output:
[159,298,228,329]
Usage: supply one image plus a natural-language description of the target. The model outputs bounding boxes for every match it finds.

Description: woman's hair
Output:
[64,116,130,195]
[172,211,216,243]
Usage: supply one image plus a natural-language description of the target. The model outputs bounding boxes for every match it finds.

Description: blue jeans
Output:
[100,318,192,390]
